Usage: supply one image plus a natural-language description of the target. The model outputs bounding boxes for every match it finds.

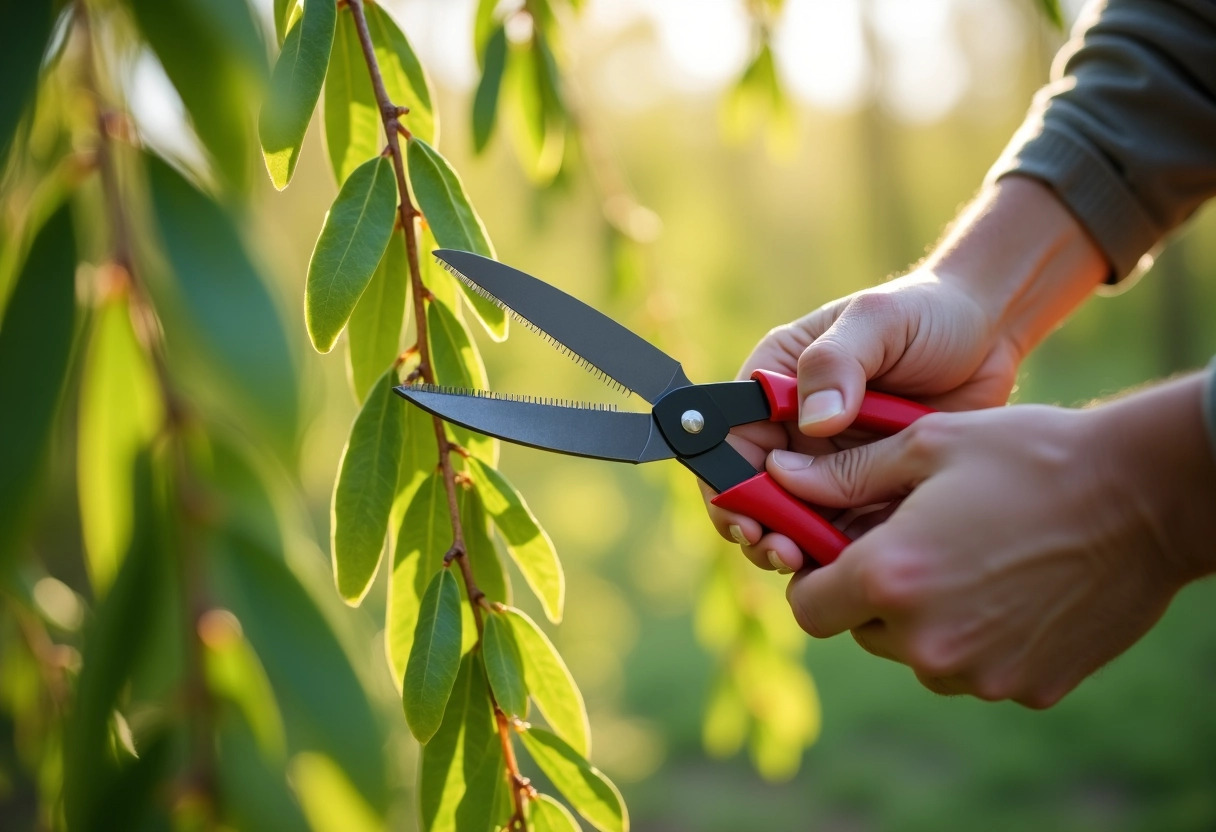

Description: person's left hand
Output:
[763,375,1216,707]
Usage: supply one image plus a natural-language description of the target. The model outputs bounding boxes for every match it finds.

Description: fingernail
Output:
[771,449,813,470]
[800,389,844,428]
[729,524,748,545]
[767,550,792,574]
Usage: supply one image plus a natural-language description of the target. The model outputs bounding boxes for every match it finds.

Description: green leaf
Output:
[201,610,286,761]
[347,231,407,403]
[0,203,76,567]
[218,717,311,832]
[503,606,589,757]
[461,486,508,605]
[406,136,495,258]
[404,568,463,743]
[146,155,299,443]
[529,794,583,832]
[473,0,499,69]
[259,0,336,189]
[391,388,440,537]
[64,456,165,832]
[324,8,382,185]
[331,367,405,604]
[365,2,436,145]
[520,728,627,832]
[505,38,566,184]
[0,0,53,166]
[77,293,162,596]
[209,530,388,810]
[468,458,563,623]
[420,225,506,341]
[1036,0,1065,29]
[290,752,385,832]
[419,653,506,832]
[426,300,497,464]
[273,0,299,45]
[387,471,447,685]
[130,0,264,191]
[306,155,399,353]
[472,25,507,154]
[482,612,528,719]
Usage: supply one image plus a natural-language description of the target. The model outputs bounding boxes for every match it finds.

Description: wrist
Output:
[926,176,1107,360]
[1086,374,1216,583]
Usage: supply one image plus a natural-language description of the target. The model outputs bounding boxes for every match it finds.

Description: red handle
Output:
[750,370,933,433]
[711,473,848,567]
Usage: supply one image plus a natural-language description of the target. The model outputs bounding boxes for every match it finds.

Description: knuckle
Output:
[900,413,951,464]
[844,291,898,324]
[858,549,924,611]
[824,446,872,505]
[906,634,963,678]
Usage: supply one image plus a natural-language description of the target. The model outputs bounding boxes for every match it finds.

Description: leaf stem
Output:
[346,2,529,824]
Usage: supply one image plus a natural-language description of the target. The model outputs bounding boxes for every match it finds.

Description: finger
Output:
[785,545,877,638]
[699,479,763,547]
[744,531,802,573]
[850,620,900,661]
[765,423,941,509]
[796,294,905,437]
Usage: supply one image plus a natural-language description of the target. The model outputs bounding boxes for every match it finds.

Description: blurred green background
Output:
[8,0,1216,829]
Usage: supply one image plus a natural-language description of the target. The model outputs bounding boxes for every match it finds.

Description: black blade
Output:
[395,385,675,464]
[434,250,693,403]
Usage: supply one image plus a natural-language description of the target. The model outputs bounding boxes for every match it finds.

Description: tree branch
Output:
[346,1,531,825]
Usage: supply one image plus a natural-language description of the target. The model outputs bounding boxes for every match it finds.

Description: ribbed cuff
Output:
[986,124,1160,285]
[1204,356,1216,466]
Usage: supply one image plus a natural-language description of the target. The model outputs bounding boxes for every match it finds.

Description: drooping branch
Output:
[78,1,219,820]
[345,1,530,825]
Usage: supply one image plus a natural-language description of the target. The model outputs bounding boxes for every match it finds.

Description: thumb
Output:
[796,294,902,437]
[766,429,934,508]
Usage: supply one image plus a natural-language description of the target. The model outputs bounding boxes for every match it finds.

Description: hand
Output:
[702,269,1019,570]
[764,375,1216,707]
[703,176,1109,571]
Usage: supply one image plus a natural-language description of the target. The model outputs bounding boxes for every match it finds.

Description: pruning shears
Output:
[395,251,933,568]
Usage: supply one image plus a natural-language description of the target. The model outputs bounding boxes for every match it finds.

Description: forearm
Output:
[1089,373,1216,582]
[927,176,1107,360]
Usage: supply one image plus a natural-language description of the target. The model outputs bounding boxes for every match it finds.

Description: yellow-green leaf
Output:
[468,458,563,623]
[1036,0,1065,29]
[273,0,299,45]
[324,7,382,185]
[290,752,384,832]
[426,300,497,464]
[528,794,582,832]
[331,367,404,604]
[472,25,507,154]
[347,232,406,403]
[503,606,589,757]
[387,471,446,686]
[306,155,398,353]
[389,389,439,547]
[406,137,494,258]
[403,568,463,743]
[462,486,508,605]
[259,0,336,188]
[200,609,285,761]
[365,2,436,145]
[77,293,162,596]
[519,728,627,832]
[473,0,498,69]
[420,652,499,832]
[0,204,76,566]
[505,39,565,185]
[482,612,527,719]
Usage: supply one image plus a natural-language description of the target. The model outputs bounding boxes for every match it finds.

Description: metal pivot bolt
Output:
[680,409,705,434]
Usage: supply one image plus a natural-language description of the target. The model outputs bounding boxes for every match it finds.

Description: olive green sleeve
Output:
[986,0,1216,283]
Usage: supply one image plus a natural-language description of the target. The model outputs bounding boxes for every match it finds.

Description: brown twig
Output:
[78,2,218,823]
[346,0,531,825]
